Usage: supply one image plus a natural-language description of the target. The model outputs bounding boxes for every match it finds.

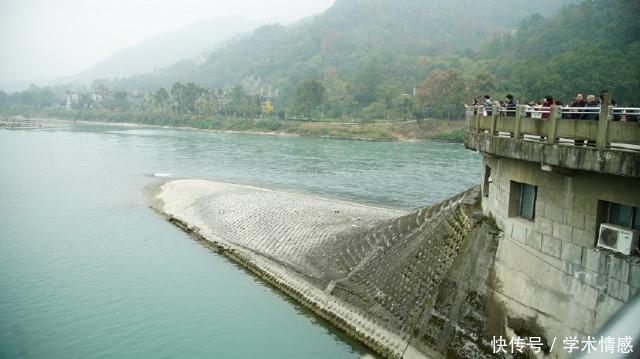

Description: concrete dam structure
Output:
[151,180,503,358]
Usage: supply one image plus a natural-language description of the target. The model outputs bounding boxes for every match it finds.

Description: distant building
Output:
[89,92,103,103]
[64,92,80,109]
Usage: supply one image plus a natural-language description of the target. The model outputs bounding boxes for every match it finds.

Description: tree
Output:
[392,95,420,119]
[183,82,206,114]
[171,82,186,113]
[470,71,496,99]
[261,100,274,115]
[230,85,250,116]
[292,79,326,117]
[195,90,217,115]
[153,87,169,112]
[353,57,385,106]
[326,79,356,119]
[416,69,466,119]
[113,90,129,110]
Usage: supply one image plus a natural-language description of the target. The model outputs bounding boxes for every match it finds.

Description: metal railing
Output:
[465,104,640,150]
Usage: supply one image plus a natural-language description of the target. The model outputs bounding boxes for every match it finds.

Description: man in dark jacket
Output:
[569,93,586,119]
[582,95,599,121]
[505,94,517,117]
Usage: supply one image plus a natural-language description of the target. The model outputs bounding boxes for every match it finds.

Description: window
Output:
[508,181,537,221]
[483,165,492,197]
[606,202,640,230]
[519,184,537,220]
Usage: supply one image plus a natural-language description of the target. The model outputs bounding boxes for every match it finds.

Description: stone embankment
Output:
[0,116,43,129]
[151,180,502,358]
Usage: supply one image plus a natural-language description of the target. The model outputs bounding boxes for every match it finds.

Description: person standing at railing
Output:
[542,96,554,119]
[494,100,502,115]
[528,101,543,119]
[483,95,492,116]
[505,94,517,117]
[569,93,586,119]
[582,95,599,120]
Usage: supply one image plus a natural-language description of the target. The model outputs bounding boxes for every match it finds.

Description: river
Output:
[0,123,481,358]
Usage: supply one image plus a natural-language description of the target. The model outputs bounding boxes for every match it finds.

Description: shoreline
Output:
[148,179,434,359]
[11,114,465,143]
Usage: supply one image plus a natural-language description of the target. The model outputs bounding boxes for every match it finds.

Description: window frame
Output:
[483,165,492,198]
[606,202,639,230]
[518,183,537,221]
[508,181,538,222]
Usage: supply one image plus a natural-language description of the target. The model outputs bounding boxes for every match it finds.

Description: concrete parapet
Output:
[464,131,640,178]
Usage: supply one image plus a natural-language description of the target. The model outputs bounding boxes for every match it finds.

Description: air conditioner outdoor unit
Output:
[597,223,639,256]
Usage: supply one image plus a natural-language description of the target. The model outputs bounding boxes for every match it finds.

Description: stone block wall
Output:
[481,155,640,345]
[305,186,506,358]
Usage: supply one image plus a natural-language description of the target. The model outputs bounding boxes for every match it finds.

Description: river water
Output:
[0,123,481,358]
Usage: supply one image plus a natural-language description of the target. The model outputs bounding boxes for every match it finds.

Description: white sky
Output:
[0,0,335,84]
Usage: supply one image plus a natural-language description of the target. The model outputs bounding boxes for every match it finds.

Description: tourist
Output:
[483,95,492,116]
[569,93,586,119]
[542,96,553,119]
[493,100,502,115]
[529,101,543,119]
[582,95,599,121]
[505,94,517,117]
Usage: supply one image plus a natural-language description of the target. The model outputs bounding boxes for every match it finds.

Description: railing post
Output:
[547,105,559,144]
[490,108,497,135]
[596,105,611,149]
[514,105,522,139]
[475,107,480,133]
[465,107,470,131]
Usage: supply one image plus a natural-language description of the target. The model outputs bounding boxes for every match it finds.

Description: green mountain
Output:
[477,0,640,104]
[108,0,578,104]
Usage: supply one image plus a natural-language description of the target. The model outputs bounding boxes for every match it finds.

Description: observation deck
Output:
[464,104,640,178]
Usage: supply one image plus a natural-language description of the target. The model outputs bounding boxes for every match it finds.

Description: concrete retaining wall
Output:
[482,156,640,355]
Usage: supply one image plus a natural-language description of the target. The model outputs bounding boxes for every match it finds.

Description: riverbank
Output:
[7,109,465,142]
[150,179,490,358]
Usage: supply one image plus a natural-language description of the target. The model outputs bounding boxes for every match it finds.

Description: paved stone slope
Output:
[153,180,500,358]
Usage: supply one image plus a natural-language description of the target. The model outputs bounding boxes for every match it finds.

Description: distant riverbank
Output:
[7,109,465,142]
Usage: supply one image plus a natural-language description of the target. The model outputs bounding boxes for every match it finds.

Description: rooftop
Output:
[463,104,640,178]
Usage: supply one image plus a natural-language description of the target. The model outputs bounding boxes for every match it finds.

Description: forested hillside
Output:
[477,0,640,104]
[100,0,579,115]
[4,0,638,121]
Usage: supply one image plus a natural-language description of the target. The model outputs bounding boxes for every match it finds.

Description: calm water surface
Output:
[0,124,481,358]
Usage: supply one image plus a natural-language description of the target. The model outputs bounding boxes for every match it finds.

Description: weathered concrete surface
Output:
[464,131,640,178]
[479,155,640,358]
[152,179,501,358]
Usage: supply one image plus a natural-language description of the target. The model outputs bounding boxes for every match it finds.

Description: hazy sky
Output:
[0,0,335,84]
